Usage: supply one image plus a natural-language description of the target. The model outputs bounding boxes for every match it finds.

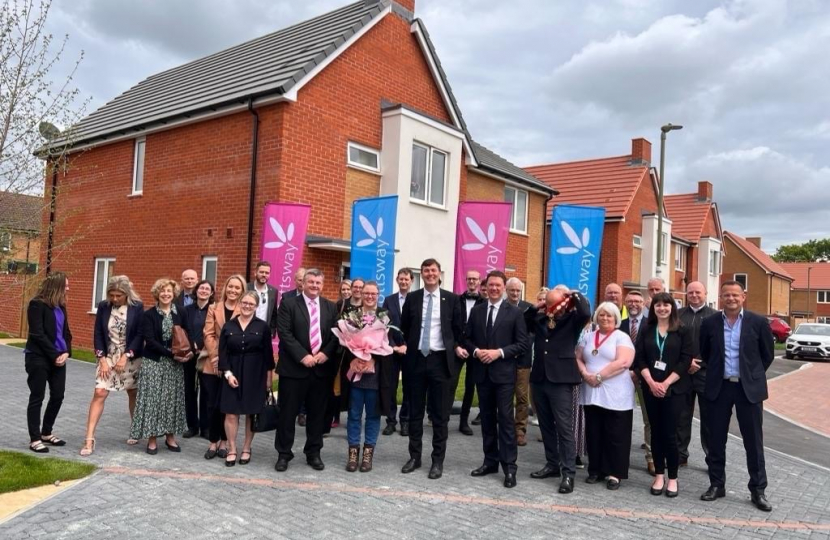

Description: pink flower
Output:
[332,318,393,382]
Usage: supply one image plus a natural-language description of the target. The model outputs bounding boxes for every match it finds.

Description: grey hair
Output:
[648,276,666,287]
[553,284,570,293]
[506,277,523,288]
[107,275,141,306]
[592,302,623,328]
[240,290,260,306]
[304,268,324,279]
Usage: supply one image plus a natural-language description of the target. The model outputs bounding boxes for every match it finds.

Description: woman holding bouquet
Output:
[334,281,394,472]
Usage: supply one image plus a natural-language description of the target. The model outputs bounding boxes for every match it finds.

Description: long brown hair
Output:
[33,272,68,308]
[646,292,681,331]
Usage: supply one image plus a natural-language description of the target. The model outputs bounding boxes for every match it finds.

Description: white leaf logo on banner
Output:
[556,221,590,255]
[264,218,295,249]
[462,217,497,251]
[356,215,383,247]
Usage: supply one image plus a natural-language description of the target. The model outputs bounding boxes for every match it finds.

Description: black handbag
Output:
[251,391,279,433]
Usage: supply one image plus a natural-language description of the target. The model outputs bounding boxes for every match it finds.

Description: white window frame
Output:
[734,273,748,291]
[202,256,218,285]
[674,244,686,271]
[709,250,722,276]
[504,186,528,234]
[132,137,146,195]
[817,290,830,304]
[659,233,668,264]
[91,257,116,311]
[633,235,642,248]
[346,142,380,174]
[409,142,447,208]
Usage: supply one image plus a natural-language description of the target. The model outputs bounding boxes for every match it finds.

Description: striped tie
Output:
[309,300,321,354]
[630,317,638,343]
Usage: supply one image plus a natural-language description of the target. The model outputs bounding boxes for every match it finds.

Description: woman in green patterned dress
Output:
[130,278,190,454]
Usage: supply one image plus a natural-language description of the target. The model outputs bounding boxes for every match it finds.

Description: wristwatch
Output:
[596,373,603,384]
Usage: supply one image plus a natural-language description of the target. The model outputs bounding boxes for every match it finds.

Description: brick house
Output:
[779,262,830,324]
[721,232,792,316]
[0,192,42,274]
[37,0,554,347]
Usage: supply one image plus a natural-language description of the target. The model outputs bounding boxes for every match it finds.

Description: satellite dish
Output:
[39,121,62,140]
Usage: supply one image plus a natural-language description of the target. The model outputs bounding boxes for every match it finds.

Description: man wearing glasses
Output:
[452,270,485,435]
[247,261,279,338]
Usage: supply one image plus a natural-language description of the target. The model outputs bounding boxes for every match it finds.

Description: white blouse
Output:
[578,329,635,411]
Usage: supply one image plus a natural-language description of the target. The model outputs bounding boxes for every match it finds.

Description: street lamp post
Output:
[656,123,683,276]
[807,266,813,322]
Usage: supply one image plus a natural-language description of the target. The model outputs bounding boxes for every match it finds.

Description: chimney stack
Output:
[746,237,762,248]
[392,0,415,14]
[631,138,652,166]
[697,181,713,202]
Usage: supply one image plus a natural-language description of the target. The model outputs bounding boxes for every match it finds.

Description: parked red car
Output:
[767,317,792,343]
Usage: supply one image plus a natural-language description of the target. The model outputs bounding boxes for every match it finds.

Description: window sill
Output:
[128,192,143,199]
[409,199,447,211]
[87,310,98,315]
[509,228,528,237]
[347,163,381,176]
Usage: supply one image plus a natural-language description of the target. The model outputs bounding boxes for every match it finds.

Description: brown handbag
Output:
[172,325,192,363]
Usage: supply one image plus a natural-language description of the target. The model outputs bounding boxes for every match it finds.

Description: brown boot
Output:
[516,432,527,447]
[359,444,375,473]
[346,445,359,472]
[646,456,656,476]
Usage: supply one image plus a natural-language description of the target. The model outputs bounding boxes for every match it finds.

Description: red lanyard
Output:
[592,330,616,355]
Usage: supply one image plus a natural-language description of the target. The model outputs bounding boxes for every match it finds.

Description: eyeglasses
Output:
[362,292,379,297]
[240,302,257,308]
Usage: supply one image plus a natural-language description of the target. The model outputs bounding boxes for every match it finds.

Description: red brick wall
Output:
[0,275,31,336]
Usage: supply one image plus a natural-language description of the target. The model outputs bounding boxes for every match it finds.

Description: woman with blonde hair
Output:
[129,278,191,454]
[80,276,145,456]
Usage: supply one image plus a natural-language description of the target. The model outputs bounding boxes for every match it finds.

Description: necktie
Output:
[486,305,495,342]
[309,300,321,354]
[630,317,639,343]
[419,293,433,357]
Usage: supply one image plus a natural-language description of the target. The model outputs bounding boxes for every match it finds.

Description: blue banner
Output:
[351,196,398,305]
[547,204,606,307]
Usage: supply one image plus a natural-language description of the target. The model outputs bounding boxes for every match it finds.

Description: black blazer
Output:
[93,301,144,360]
[247,282,279,337]
[381,292,406,346]
[459,293,486,323]
[527,292,591,385]
[141,305,190,362]
[25,299,72,361]
[699,310,774,404]
[276,294,339,379]
[634,323,693,395]
[463,301,528,385]
[678,305,718,391]
[400,288,464,374]
[185,301,211,350]
[511,300,534,368]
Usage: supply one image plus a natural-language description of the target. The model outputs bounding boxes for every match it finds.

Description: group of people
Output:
[22,259,774,511]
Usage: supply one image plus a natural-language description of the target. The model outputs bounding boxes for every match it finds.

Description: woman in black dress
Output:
[219,291,274,466]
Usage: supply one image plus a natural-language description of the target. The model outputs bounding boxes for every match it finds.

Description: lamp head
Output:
[661,123,683,133]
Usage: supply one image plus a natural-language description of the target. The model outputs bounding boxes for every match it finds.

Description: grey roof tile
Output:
[470,140,553,193]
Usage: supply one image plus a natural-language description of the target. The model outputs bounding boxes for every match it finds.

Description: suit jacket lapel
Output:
[491,303,508,334]
[299,296,311,326]
[716,315,726,359]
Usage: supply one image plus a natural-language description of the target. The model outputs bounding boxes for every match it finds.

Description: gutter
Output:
[541,191,555,288]
[45,161,58,274]
[244,98,260,281]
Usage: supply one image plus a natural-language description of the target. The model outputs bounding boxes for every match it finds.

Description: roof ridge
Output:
[525,153,634,169]
[725,231,793,280]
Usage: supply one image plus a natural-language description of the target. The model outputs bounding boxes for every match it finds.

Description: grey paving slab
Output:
[1,344,828,539]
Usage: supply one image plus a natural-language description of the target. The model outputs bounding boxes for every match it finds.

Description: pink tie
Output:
[309,300,321,354]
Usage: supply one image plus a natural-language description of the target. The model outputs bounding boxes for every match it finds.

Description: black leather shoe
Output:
[401,457,421,474]
[382,424,396,436]
[459,424,473,436]
[400,424,409,437]
[182,428,198,439]
[606,478,621,490]
[585,474,602,484]
[165,440,181,452]
[204,448,217,460]
[471,464,499,477]
[558,477,574,494]
[650,484,664,496]
[530,465,561,479]
[428,463,443,479]
[217,448,228,459]
[274,457,289,472]
[471,414,482,426]
[700,485,726,501]
[297,414,307,427]
[146,445,158,455]
[504,473,517,488]
[307,455,325,471]
[751,491,772,512]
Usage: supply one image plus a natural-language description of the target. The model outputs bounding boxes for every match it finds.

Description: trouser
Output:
[532,381,577,478]
[275,374,332,459]
[514,367,531,435]
[478,378,517,474]
[448,357,476,423]
[386,353,409,426]
[677,388,710,461]
[199,372,226,443]
[705,381,768,492]
[635,383,653,459]
[584,405,633,479]
[183,357,198,430]
[25,355,66,442]
[406,352,451,463]
[347,387,381,446]
[642,389,685,479]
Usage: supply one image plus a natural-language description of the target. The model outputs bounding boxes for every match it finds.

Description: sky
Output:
[44,0,830,252]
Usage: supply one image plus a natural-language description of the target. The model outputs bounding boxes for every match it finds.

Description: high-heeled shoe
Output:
[79,438,95,457]
[239,450,252,465]
[225,452,237,467]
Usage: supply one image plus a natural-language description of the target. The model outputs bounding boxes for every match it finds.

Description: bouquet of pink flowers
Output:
[332,309,395,382]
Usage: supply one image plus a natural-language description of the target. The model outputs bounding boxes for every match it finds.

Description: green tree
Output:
[772,239,830,262]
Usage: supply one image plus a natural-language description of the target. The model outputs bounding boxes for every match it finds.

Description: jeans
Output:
[347,387,381,446]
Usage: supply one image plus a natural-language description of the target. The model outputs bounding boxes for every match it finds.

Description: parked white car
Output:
[784,323,830,360]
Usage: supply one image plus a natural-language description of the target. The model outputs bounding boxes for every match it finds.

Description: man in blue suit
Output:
[381,268,413,436]
[698,280,774,512]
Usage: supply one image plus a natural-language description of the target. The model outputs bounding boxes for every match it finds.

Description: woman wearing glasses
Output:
[219,291,275,466]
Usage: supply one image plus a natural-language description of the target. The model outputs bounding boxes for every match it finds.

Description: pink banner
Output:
[453,201,513,293]
[260,202,311,297]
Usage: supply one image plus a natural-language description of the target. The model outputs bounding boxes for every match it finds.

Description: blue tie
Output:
[420,293,434,357]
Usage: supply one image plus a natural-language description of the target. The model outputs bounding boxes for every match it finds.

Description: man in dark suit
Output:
[526,285,591,494]
[699,280,774,512]
[451,269,485,435]
[274,268,339,472]
[400,258,465,479]
[620,290,654,476]
[278,266,307,426]
[175,269,198,308]
[381,268,413,436]
[464,271,528,488]
[677,281,718,465]
[505,277,534,447]
[247,260,279,337]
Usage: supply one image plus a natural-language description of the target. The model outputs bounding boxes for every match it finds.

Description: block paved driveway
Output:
[1,344,829,539]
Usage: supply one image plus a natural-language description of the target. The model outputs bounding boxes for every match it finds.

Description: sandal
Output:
[79,438,96,457]
[239,450,251,465]
[126,438,139,445]
[225,452,237,467]
[29,440,49,453]
[41,435,66,447]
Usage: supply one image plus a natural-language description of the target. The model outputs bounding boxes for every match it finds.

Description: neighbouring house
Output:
[35,0,554,347]
[663,181,724,307]
[0,191,42,274]
[722,232,792,317]
[779,262,830,324]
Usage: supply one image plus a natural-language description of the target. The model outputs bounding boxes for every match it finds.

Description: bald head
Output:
[604,283,623,308]
[686,281,707,309]
[181,269,198,293]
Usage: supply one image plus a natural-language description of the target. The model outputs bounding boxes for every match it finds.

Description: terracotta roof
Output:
[664,193,713,244]
[724,231,793,281]
[779,262,830,289]
[524,155,650,219]
[0,192,43,233]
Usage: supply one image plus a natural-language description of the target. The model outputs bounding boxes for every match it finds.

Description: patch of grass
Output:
[394,363,479,408]
[774,342,786,350]
[4,342,97,363]
[0,450,96,494]
[0,332,13,339]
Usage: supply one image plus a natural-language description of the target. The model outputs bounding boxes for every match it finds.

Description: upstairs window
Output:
[504,186,528,233]
[410,142,446,207]
[347,142,380,173]
[132,137,146,194]
[734,273,748,291]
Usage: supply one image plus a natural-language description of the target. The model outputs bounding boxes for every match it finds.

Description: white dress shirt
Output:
[476,299,505,358]
[254,283,269,322]
[420,289,444,351]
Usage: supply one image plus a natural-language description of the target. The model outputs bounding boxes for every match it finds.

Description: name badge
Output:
[654,360,667,371]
